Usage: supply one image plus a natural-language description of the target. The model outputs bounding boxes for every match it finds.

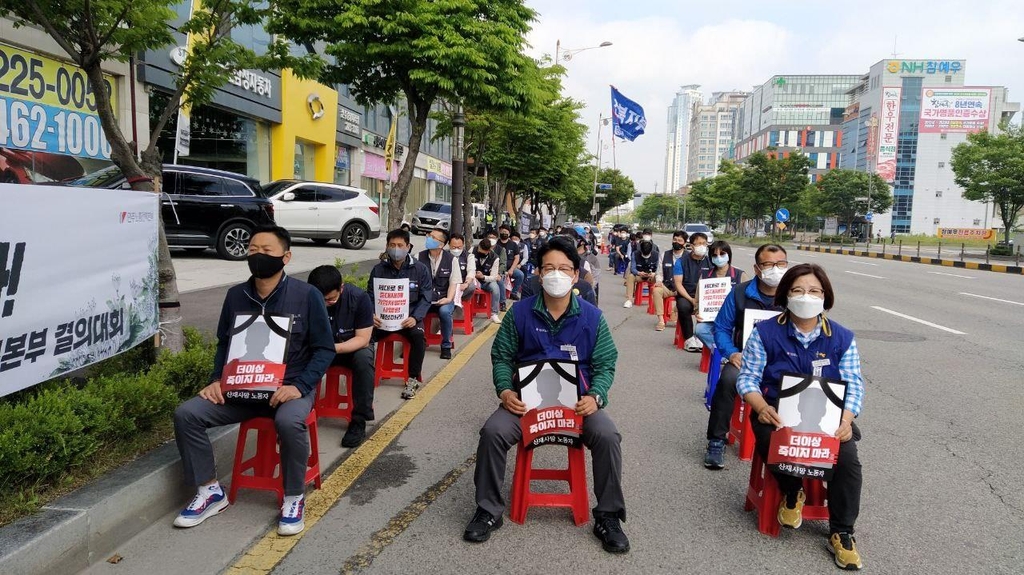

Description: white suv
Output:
[684,223,714,245]
[265,180,382,249]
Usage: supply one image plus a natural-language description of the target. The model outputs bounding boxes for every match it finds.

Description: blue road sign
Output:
[597,183,613,190]
[865,212,874,222]
[775,208,790,222]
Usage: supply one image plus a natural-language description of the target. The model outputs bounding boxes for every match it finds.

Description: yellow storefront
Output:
[270,70,337,182]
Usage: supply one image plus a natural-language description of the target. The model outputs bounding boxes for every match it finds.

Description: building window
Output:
[973,219,981,226]
[940,133,947,140]
[935,191,942,197]
[933,218,941,225]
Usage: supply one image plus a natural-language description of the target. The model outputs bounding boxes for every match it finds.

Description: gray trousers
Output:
[474,406,626,520]
[173,392,315,496]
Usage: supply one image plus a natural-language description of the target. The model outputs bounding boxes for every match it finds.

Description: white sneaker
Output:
[173,486,228,528]
[623,300,633,308]
[490,313,501,324]
[685,337,702,352]
[401,378,421,399]
[277,495,305,536]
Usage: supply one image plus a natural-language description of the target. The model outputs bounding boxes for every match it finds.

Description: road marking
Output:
[959,292,1024,306]
[929,272,976,279]
[844,270,886,279]
[225,321,501,575]
[870,306,966,334]
[847,260,879,266]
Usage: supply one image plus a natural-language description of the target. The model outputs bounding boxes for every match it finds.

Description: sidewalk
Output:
[793,242,1024,275]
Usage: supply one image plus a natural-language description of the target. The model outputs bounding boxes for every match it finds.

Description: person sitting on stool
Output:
[419,227,461,361]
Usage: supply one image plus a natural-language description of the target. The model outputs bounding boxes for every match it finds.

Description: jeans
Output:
[428,302,455,349]
[695,321,715,349]
[479,280,501,314]
[509,268,524,297]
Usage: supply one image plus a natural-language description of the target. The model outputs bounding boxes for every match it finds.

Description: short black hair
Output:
[386,228,411,245]
[672,230,688,241]
[307,265,342,296]
[510,230,522,239]
[430,227,449,243]
[252,224,291,251]
[399,222,411,231]
[775,263,835,311]
[537,236,581,270]
[690,232,708,244]
[478,238,492,251]
[449,232,465,243]
[642,228,653,235]
[754,243,787,264]
[709,240,733,263]
[485,228,498,238]
[499,223,512,232]
[539,227,547,232]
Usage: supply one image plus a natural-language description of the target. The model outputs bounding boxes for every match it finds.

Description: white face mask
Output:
[541,270,574,298]
[788,294,825,319]
[693,245,708,258]
[642,235,652,241]
[450,248,463,256]
[760,266,785,287]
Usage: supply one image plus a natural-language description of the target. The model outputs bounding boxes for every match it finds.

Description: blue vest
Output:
[511,295,602,392]
[755,315,854,401]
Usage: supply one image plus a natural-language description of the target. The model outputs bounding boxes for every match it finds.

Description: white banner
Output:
[697,277,733,322]
[373,278,409,331]
[0,184,159,396]
[919,87,991,134]
[742,310,783,350]
[876,87,901,184]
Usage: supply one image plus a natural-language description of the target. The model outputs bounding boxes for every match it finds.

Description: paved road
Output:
[84,236,1024,574]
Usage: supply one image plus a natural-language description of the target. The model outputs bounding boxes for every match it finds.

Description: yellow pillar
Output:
[271,70,339,181]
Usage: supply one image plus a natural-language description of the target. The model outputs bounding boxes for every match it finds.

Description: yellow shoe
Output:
[777,489,805,529]
[828,532,863,570]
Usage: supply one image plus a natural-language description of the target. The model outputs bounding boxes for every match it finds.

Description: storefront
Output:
[336,105,362,186]
[426,157,453,203]
[361,151,399,224]
[271,71,337,182]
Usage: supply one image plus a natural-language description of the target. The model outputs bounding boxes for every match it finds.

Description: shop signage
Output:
[169,46,272,99]
[307,93,325,120]
[919,88,991,134]
[425,157,452,185]
[885,60,963,76]
[339,107,361,136]
[362,130,404,155]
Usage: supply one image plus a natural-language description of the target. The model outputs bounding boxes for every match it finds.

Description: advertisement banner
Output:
[363,152,399,182]
[0,184,158,397]
[767,373,848,481]
[936,227,996,240]
[919,88,991,134]
[876,87,902,183]
[221,312,292,404]
[373,278,409,331]
[516,360,583,450]
[697,277,733,323]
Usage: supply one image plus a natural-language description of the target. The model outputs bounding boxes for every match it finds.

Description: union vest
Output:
[634,250,659,274]
[755,315,854,401]
[731,279,784,350]
[454,250,469,280]
[475,250,499,277]
[511,295,602,392]
[418,249,455,302]
[662,251,682,292]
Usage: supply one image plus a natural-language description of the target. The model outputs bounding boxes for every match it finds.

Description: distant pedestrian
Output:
[890,229,896,244]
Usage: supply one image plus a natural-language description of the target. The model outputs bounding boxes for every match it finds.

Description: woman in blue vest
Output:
[736,263,865,571]
[693,240,746,349]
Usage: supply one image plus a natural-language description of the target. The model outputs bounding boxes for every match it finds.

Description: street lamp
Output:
[555,40,613,64]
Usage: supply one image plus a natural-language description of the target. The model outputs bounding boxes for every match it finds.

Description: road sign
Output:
[597,183,613,190]
[595,193,607,198]
[775,208,790,223]
[865,212,874,222]
[590,207,598,216]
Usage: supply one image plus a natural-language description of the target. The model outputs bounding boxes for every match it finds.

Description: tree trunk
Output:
[387,95,431,230]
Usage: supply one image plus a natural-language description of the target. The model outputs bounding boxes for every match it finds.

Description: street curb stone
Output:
[795,244,1023,274]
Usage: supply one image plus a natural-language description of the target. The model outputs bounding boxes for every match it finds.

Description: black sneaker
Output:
[704,439,726,469]
[440,347,452,360]
[499,302,506,312]
[463,507,503,543]
[341,421,366,448]
[593,512,630,553]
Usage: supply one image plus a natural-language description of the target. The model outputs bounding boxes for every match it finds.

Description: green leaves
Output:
[813,169,892,233]
[951,123,1024,243]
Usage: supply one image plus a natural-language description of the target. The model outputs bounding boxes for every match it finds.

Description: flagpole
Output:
[591,112,602,220]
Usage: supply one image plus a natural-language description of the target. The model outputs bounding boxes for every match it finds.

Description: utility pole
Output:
[591,113,603,220]
[451,106,467,237]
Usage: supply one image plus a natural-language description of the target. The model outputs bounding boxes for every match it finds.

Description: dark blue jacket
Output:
[211,274,335,397]
[510,295,602,392]
[712,278,782,357]
[368,254,433,323]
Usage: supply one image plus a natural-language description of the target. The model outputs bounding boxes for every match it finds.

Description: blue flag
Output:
[610,86,647,141]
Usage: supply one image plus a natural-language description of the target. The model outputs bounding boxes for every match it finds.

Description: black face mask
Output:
[672,242,685,252]
[247,253,286,279]
[499,233,509,240]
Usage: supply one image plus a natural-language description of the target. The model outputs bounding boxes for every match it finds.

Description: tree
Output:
[563,168,635,222]
[271,0,537,230]
[633,194,682,229]
[814,169,893,236]
[742,149,812,235]
[950,123,1024,244]
[0,0,292,351]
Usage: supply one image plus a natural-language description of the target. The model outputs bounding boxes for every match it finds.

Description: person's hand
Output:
[500,389,527,415]
[757,405,783,428]
[269,385,301,408]
[694,313,705,323]
[728,352,743,370]
[575,395,599,417]
[437,297,451,306]
[475,271,484,280]
[835,418,854,442]
[401,317,417,329]
[373,315,383,328]
[198,380,224,404]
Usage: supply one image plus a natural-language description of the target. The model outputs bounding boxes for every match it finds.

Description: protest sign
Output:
[697,277,733,322]
[516,360,583,450]
[768,373,848,481]
[221,312,292,403]
[742,310,782,348]
[374,278,409,331]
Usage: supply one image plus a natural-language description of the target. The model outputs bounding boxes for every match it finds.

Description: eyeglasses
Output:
[789,287,824,297]
[756,260,789,270]
[541,265,575,275]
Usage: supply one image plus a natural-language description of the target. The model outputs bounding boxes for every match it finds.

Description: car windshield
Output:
[421,203,451,214]
[686,224,710,233]
[63,165,124,187]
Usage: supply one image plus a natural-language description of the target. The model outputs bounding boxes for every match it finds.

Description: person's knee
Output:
[479,418,516,448]
[439,305,453,319]
[275,409,308,439]
[174,399,201,429]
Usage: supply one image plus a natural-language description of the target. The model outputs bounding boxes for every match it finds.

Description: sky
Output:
[523,0,1024,195]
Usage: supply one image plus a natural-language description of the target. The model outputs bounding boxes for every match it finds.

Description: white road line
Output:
[959,292,1024,306]
[847,260,879,266]
[929,271,976,279]
[845,270,886,279]
[870,306,967,334]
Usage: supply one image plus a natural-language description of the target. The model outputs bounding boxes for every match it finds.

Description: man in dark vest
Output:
[652,230,688,331]
[623,239,659,309]
[673,232,713,352]
[173,225,335,536]
[474,238,503,323]
[419,228,461,361]
[448,233,476,307]
[702,243,787,469]
[463,237,629,554]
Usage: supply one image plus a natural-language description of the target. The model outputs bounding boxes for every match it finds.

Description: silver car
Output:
[411,202,452,235]
[684,223,715,245]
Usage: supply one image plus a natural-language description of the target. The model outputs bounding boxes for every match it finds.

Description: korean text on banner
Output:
[742,309,782,349]
[516,360,583,450]
[767,373,849,481]
[610,86,647,142]
[374,277,409,331]
[697,277,732,322]
[221,312,293,404]
[0,184,159,397]
[876,87,902,184]
[936,227,995,241]
[919,87,991,134]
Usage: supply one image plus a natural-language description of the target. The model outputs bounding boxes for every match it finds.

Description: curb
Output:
[796,245,1024,275]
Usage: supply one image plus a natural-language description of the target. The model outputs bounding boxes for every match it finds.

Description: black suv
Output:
[65,164,275,260]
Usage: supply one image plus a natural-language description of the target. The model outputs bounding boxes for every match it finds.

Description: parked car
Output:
[684,222,715,244]
[411,202,451,235]
[263,180,381,250]
[62,164,275,261]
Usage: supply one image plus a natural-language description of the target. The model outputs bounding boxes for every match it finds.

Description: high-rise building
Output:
[686,91,748,183]
[733,74,862,181]
[663,85,702,193]
[840,59,1019,235]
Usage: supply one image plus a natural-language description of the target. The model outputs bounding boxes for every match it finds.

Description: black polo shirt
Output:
[326,282,374,343]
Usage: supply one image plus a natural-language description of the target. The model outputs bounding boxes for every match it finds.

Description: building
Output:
[733,74,861,181]
[840,59,1019,235]
[685,91,747,183]
[663,85,702,193]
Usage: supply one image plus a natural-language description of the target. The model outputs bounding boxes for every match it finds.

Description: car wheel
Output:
[311,238,331,246]
[217,223,252,261]
[340,222,368,250]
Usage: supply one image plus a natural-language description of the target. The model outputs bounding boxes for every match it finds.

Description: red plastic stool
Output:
[374,333,411,387]
[744,450,829,537]
[315,366,353,421]
[472,289,492,319]
[456,298,475,335]
[632,281,651,306]
[699,345,712,373]
[424,312,455,348]
[228,409,321,505]
[663,296,676,325]
[674,320,686,349]
[728,396,755,461]
[510,443,589,526]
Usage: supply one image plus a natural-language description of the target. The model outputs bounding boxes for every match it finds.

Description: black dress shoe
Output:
[341,421,366,448]
[593,513,630,553]
[440,347,452,360]
[463,508,503,543]
[499,302,506,312]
